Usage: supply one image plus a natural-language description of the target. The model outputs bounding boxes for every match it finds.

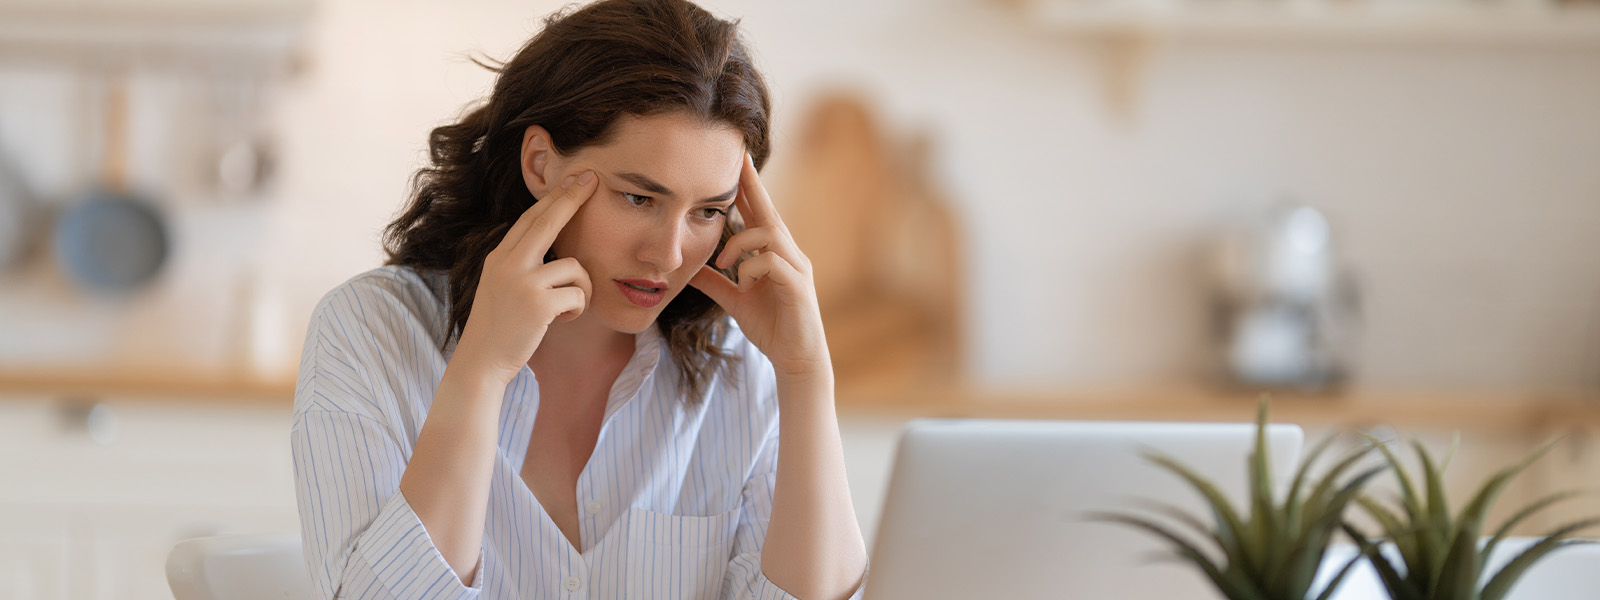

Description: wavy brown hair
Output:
[382,0,771,400]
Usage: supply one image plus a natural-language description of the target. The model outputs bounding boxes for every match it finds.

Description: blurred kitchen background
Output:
[3,0,1600,597]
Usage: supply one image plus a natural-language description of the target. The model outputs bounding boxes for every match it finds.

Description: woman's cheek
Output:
[689,228,722,267]
[548,201,603,261]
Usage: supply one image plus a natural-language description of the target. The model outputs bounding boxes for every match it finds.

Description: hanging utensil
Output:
[53,70,171,293]
[211,73,275,199]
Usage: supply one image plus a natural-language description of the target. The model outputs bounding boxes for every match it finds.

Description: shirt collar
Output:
[635,321,666,357]
[602,323,667,423]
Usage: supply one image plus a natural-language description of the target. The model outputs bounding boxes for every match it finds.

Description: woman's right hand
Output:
[456,170,598,385]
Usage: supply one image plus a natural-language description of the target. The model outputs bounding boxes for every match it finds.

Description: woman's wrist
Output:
[451,323,532,388]
[445,333,520,394]
[772,349,832,384]
[770,326,832,380]
[774,364,831,387]
[773,361,834,412]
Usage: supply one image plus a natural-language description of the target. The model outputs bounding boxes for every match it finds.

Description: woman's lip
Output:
[617,278,668,289]
[615,280,665,308]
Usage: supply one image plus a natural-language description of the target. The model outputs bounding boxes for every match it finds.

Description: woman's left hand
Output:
[689,153,830,379]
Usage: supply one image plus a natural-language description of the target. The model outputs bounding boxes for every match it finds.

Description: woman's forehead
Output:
[583,113,743,197]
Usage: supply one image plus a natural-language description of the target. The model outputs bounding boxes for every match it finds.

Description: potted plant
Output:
[1344,435,1600,600]
[1096,399,1386,600]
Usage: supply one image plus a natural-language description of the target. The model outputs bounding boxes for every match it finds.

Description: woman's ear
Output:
[520,125,559,198]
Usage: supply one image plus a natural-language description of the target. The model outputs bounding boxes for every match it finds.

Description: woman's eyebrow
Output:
[616,172,738,203]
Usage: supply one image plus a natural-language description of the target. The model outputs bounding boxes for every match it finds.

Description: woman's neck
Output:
[528,314,637,385]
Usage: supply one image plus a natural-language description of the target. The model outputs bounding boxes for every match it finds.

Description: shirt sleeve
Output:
[292,411,483,599]
[719,426,870,600]
[291,282,482,600]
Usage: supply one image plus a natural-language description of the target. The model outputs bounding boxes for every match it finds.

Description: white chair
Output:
[166,533,314,600]
[1318,538,1600,600]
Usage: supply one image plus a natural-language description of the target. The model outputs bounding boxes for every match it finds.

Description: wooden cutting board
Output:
[771,92,965,397]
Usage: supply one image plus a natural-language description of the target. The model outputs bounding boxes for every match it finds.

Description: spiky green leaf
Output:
[1481,490,1586,572]
[1145,451,1260,574]
[1089,512,1267,600]
[1285,431,1345,538]
[1312,551,1370,600]
[1343,523,1426,600]
[1479,519,1600,600]
[1456,438,1562,543]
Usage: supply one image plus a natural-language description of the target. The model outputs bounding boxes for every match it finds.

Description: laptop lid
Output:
[865,418,1304,599]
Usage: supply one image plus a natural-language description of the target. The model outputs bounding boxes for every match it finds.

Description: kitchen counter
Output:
[834,383,1600,432]
[0,368,295,403]
[4,368,1598,433]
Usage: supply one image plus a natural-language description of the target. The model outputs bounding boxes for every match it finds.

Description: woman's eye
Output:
[622,192,651,207]
[698,207,729,220]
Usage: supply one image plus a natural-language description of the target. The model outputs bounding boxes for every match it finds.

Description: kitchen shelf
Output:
[0,0,312,75]
[1016,0,1600,45]
[1008,0,1600,120]
[0,367,294,402]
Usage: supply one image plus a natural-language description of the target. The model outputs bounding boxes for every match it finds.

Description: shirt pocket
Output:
[623,505,741,600]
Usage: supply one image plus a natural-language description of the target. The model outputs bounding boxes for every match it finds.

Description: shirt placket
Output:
[577,354,657,552]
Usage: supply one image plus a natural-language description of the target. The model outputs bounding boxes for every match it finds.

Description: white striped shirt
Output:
[291,266,866,599]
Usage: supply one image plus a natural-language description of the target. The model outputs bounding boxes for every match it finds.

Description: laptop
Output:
[863,419,1304,599]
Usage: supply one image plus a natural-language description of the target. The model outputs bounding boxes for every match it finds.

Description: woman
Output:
[289,1,869,598]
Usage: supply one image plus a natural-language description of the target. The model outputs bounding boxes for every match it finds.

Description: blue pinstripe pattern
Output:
[290,266,865,599]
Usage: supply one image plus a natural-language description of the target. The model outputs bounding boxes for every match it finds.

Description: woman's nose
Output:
[637,220,686,273]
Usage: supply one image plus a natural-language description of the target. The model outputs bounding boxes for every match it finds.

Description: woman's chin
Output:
[594,304,661,335]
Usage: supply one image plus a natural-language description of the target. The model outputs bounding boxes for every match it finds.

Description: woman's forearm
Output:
[761,369,870,600]
[396,346,508,586]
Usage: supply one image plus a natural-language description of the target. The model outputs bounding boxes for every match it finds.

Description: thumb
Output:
[688,264,739,308]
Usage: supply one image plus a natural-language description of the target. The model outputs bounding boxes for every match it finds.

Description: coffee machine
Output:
[1210,200,1359,392]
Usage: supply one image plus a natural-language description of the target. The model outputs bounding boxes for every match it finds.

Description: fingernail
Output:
[577,171,594,185]
[562,175,577,188]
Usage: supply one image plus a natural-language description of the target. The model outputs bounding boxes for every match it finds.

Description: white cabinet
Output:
[0,506,71,600]
[0,396,300,600]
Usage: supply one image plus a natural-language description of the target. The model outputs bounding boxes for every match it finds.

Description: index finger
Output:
[511,170,598,262]
[734,153,784,230]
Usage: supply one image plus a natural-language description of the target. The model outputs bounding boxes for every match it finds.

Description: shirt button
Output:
[585,500,602,515]
[564,576,581,592]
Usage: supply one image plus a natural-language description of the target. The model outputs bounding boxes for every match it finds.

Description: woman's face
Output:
[521,111,744,335]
